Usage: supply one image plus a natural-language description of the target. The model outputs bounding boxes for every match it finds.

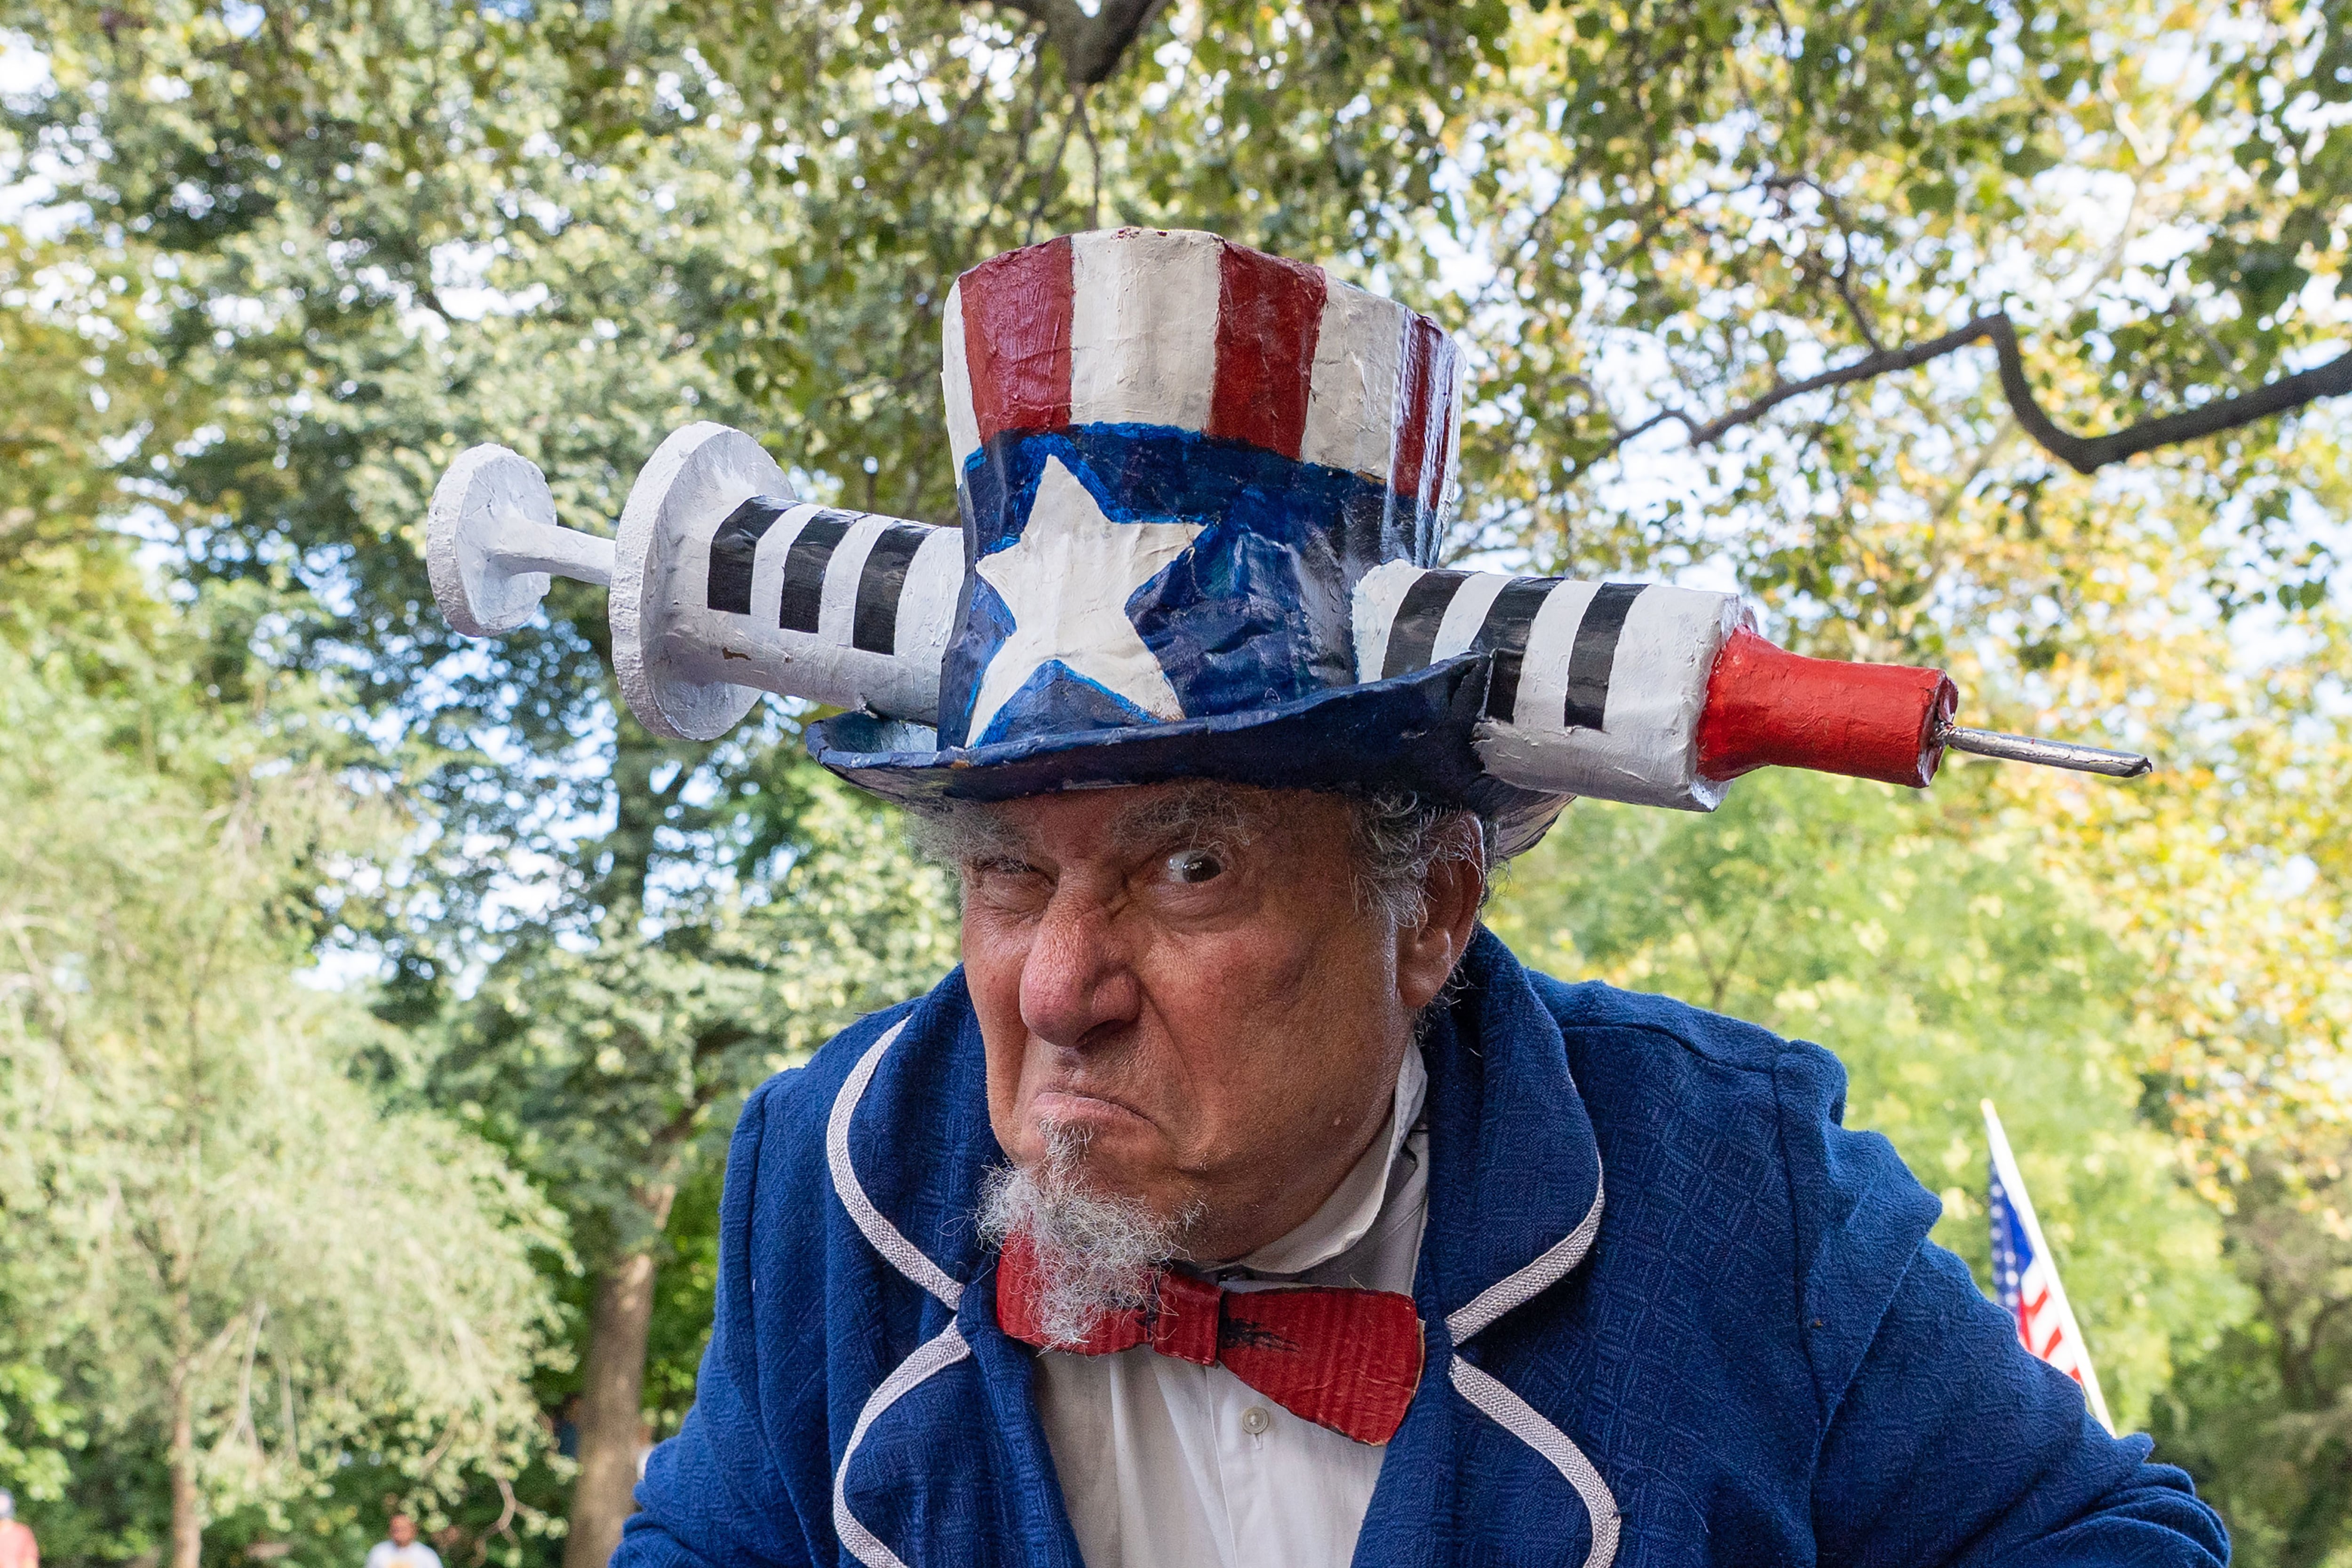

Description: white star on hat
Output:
[963,456,1204,744]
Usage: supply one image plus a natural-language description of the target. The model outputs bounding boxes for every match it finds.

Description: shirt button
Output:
[1240,1405,1272,1435]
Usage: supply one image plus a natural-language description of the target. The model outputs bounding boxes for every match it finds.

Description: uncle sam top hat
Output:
[807,226,1575,854]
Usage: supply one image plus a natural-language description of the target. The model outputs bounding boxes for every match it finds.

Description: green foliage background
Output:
[1492,769,2248,1434]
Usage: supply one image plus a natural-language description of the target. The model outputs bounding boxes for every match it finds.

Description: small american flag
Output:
[1982,1099,2114,1433]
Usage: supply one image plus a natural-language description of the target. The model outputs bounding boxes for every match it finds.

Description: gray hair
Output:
[1343,788,1495,928]
[907,782,1494,929]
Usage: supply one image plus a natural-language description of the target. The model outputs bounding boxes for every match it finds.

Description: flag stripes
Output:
[1983,1100,2114,1433]
[944,229,1461,522]
[956,235,1075,449]
[1390,313,1460,523]
[1208,242,1327,456]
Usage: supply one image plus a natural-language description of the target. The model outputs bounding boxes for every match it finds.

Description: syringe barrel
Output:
[608,422,961,741]
[1353,562,1750,810]
[1353,563,1957,808]
[647,497,961,724]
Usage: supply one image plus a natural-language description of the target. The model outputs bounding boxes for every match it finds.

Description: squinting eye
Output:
[1165,848,1224,885]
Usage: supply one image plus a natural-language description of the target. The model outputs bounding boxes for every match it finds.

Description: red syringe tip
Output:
[1694,627,1958,789]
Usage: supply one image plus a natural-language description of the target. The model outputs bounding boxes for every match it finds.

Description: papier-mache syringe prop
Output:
[428,420,2151,810]
[430,427,962,744]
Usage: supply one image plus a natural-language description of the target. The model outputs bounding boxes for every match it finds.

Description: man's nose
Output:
[1018,885,1140,1049]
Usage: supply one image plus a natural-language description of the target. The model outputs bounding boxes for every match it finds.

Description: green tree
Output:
[0,640,563,1568]
[0,10,977,1552]
[437,771,957,1568]
[2153,1149,2352,1568]
[1488,767,2249,1431]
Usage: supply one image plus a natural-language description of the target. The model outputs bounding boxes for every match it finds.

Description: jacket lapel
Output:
[826,972,1087,1566]
[1354,929,1615,1566]
[1415,929,1604,1333]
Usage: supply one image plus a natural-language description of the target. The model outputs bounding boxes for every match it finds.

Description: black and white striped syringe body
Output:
[632,490,962,732]
[430,425,960,743]
[1355,560,2148,804]
[1354,561,1751,810]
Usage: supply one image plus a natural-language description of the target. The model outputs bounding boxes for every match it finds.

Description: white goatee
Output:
[978,1118,1200,1350]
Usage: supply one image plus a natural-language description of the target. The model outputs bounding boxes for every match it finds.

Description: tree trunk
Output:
[168,1357,202,1568]
[565,722,685,1568]
[563,1187,675,1568]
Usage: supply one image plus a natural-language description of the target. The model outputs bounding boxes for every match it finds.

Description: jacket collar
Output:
[1419,928,1606,1346]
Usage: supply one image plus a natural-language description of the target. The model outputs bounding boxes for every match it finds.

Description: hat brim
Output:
[806,654,1572,857]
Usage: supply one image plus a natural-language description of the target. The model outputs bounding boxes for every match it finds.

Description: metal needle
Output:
[1939,725,2154,778]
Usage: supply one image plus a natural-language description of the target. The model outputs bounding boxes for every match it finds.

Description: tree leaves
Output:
[5,0,2349,1551]
[0,638,561,1545]
[1487,768,2252,1433]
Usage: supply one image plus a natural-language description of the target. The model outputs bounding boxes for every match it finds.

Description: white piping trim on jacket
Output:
[1446,1172,1604,1345]
[833,1324,974,1568]
[1451,1354,1621,1568]
[826,1020,966,1310]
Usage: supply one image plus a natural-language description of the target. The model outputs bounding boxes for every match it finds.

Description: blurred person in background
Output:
[363,1512,438,1568]
[0,1490,36,1568]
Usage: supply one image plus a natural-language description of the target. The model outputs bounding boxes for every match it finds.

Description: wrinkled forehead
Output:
[927,780,1308,864]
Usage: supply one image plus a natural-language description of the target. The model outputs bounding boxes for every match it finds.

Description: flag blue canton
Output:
[1983,1117,2104,1425]
[1989,1160,2033,1318]
[943,425,1423,749]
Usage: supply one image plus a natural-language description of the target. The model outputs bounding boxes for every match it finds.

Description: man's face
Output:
[957,783,1471,1262]
[389,1517,416,1547]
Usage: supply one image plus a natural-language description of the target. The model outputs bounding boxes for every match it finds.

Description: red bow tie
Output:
[994,1231,1425,1445]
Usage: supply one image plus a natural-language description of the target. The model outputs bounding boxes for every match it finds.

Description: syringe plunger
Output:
[429,427,960,742]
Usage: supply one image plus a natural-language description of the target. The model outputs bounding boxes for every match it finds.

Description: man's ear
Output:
[1395,823,1486,1014]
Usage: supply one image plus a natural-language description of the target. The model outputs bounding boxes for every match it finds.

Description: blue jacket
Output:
[619,931,2227,1567]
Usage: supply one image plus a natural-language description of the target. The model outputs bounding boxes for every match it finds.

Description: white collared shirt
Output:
[1031,1048,1430,1568]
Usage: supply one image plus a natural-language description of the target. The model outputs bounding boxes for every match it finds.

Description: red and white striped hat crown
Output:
[940,228,1464,525]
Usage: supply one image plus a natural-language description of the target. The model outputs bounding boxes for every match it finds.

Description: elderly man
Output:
[615,230,2225,1567]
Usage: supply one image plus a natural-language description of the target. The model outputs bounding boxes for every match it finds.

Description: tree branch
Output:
[1025,97,1081,240]
[1078,87,1102,229]
[1830,267,1883,355]
[957,0,1168,87]
[1608,312,2352,475]
[1761,174,1885,354]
